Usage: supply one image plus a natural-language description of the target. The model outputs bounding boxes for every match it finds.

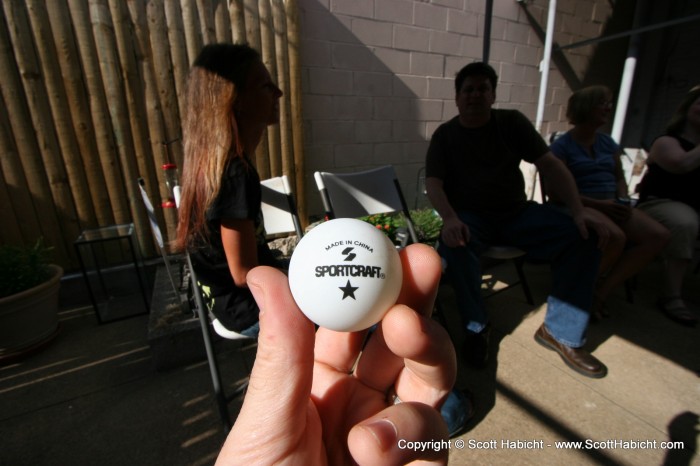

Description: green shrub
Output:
[360,208,443,245]
[0,240,53,298]
[361,213,404,243]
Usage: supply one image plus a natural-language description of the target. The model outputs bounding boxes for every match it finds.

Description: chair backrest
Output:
[137,178,180,295]
[260,175,304,239]
[314,165,418,243]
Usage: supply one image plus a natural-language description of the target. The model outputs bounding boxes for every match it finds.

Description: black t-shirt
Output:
[191,156,277,331]
[638,134,700,211]
[425,110,549,214]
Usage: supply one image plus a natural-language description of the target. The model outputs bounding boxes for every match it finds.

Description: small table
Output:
[74,223,150,324]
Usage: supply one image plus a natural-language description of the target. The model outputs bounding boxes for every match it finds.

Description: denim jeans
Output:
[239,321,260,338]
[438,202,601,347]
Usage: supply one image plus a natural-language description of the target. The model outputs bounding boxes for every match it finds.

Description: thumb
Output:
[223,266,316,450]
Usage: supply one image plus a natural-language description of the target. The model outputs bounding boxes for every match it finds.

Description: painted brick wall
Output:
[297,0,614,216]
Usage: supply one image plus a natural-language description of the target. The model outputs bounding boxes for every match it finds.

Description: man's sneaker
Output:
[440,388,475,437]
[462,324,491,369]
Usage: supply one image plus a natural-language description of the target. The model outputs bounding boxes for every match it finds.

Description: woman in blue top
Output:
[174,43,283,336]
[550,86,669,318]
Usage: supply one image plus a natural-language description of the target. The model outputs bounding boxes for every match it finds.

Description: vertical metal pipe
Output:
[612,0,647,143]
[483,0,494,63]
[535,0,557,133]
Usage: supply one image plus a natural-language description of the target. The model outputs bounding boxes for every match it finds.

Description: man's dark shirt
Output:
[426,109,549,214]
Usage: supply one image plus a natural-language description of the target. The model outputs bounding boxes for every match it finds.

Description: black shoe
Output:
[462,324,490,369]
[440,388,475,437]
[534,324,607,378]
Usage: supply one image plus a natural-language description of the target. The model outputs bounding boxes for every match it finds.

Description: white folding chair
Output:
[260,175,304,239]
[137,177,253,432]
[185,252,253,432]
[314,165,418,245]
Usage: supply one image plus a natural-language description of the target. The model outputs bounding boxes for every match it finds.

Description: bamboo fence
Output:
[0,0,305,270]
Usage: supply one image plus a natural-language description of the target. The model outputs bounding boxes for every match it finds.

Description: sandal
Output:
[656,296,698,327]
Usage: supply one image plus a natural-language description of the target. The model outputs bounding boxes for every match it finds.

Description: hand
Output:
[440,216,470,247]
[593,200,632,225]
[572,208,611,250]
[217,243,456,465]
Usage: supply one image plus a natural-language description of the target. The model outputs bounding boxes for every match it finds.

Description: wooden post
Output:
[0,161,23,246]
[243,0,262,50]
[259,0,281,177]
[228,0,246,44]
[89,0,150,253]
[285,0,306,227]
[67,0,131,227]
[213,0,231,43]
[180,0,203,65]
[2,2,75,265]
[196,0,215,45]
[0,92,39,245]
[127,0,178,247]
[147,0,184,170]
[26,0,98,234]
[271,0,294,187]
[163,1,189,129]
[110,0,165,255]
[47,0,115,227]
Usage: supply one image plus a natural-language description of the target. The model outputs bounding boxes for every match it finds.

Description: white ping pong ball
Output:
[288,218,403,332]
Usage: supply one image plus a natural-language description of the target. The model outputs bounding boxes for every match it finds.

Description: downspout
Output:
[483,0,494,63]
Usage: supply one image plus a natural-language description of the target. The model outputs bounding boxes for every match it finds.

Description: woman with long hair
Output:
[549,85,670,319]
[174,43,283,335]
[637,85,700,326]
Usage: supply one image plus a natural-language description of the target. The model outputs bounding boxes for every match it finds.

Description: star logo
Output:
[339,280,358,300]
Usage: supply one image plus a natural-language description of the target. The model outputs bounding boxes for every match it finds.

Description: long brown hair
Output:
[173,43,260,252]
[665,85,700,136]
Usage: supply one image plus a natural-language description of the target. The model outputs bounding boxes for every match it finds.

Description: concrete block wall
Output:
[297,0,614,216]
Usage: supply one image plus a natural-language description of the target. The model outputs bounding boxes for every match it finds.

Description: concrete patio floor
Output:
[1,259,698,466]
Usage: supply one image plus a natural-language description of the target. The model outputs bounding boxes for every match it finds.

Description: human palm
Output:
[217,244,455,465]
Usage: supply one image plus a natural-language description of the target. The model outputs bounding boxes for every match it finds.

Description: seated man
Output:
[425,62,611,378]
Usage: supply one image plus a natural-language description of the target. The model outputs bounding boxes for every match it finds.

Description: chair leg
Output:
[195,301,232,433]
[513,257,534,305]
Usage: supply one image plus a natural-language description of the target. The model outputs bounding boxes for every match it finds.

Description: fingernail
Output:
[363,418,397,451]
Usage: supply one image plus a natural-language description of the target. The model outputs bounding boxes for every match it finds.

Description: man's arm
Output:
[535,152,610,249]
[425,177,469,247]
[535,152,585,216]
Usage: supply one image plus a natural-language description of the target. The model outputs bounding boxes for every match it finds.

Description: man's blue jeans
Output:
[438,202,601,348]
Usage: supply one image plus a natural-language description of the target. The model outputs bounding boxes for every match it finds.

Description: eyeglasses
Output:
[598,100,614,109]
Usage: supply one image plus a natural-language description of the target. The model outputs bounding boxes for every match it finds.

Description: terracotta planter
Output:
[0,264,62,363]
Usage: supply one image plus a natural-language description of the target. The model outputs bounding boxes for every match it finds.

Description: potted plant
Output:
[0,240,63,363]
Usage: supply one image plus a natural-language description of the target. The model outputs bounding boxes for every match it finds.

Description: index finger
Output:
[353,244,454,397]
[396,243,443,317]
[313,243,441,376]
